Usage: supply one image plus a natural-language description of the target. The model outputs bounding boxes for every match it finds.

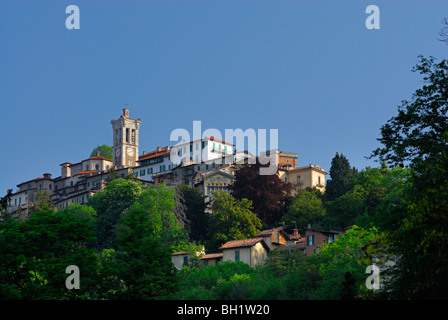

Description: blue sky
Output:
[0,0,447,196]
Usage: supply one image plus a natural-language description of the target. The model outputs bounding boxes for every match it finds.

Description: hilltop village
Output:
[5,108,335,267]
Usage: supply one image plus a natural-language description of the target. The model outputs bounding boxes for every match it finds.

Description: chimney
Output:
[43,173,52,179]
[157,147,161,151]
[294,229,299,237]
[307,224,311,229]
[143,151,146,155]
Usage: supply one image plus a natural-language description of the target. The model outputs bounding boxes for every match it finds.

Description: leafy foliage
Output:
[231,159,292,227]
[369,56,448,299]
[0,208,99,299]
[207,191,262,252]
[90,145,113,160]
[282,188,326,229]
[325,152,357,201]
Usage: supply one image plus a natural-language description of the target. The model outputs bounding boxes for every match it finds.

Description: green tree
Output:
[90,145,113,160]
[207,191,262,252]
[130,184,188,251]
[177,184,208,244]
[0,209,100,299]
[370,55,448,299]
[283,188,326,229]
[114,205,178,299]
[29,188,55,214]
[0,189,13,222]
[87,179,143,250]
[325,152,357,201]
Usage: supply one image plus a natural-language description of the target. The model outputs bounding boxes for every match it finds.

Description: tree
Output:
[207,191,262,252]
[90,145,113,160]
[0,208,100,299]
[438,17,448,46]
[29,188,55,214]
[114,205,178,299]
[176,184,208,244]
[87,179,143,250]
[0,189,13,222]
[129,184,189,251]
[369,55,448,299]
[282,188,326,229]
[325,152,357,201]
[231,159,292,227]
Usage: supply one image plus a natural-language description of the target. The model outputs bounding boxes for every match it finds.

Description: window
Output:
[326,234,335,243]
[196,143,199,150]
[235,250,240,262]
[202,141,205,149]
[183,256,188,267]
[126,128,130,143]
[218,144,221,152]
[307,235,314,246]
[224,146,227,153]
[212,143,215,151]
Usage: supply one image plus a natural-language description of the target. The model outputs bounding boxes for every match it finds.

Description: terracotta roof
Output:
[201,253,223,260]
[288,165,327,173]
[17,176,50,186]
[172,252,188,256]
[83,155,112,162]
[219,238,270,251]
[138,147,170,161]
[75,170,97,176]
[257,227,286,237]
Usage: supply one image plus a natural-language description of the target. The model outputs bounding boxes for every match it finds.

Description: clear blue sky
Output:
[1,0,447,196]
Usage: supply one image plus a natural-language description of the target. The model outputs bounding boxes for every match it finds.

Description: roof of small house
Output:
[219,238,270,252]
[201,253,223,260]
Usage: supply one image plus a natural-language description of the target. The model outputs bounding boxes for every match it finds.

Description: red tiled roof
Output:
[219,238,267,250]
[75,170,97,176]
[257,227,286,237]
[138,147,170,161]
[201,253,223,260]
[83,155,112,162]
[17,176,49,186]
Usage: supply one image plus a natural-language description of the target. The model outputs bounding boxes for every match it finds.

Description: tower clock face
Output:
[127,147,135,157]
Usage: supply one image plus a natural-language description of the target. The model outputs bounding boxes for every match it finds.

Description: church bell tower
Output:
[111,108,141,169]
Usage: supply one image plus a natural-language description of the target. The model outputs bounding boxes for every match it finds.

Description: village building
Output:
[303,227,345,256]
[200,253,223,266]
[256,226,291,250]
[219,238,270,268]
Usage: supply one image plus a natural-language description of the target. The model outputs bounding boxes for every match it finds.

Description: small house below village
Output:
[219,238,270,268]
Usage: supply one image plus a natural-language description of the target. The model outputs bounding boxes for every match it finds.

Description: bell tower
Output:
[111,107,141,169]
